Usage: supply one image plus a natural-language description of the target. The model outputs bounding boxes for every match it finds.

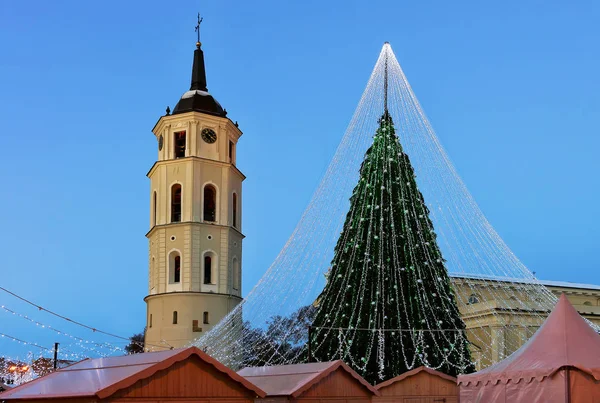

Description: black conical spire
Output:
[190,42,208,91]
[172,13,226,117]
[191,13,208,91]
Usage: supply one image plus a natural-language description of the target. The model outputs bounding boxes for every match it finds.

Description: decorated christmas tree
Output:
[309,106,474,383]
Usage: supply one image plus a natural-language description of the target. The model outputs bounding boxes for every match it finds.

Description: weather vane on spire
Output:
[195,12,203,47]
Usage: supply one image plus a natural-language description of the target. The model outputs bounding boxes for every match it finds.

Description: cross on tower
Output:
[195,13,203,46]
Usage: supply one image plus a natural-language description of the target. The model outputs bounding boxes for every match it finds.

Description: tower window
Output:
[172,311,178,324]
[169,252,181,284]
[468,294,480,305]
[204,255,212,284]
[229,141,235,163]
[152,191,157,226]
[171,184,182,223]
[204,185,216,222]
[174,255,181,283]
[233,258,240,291]
[174,131,186,158]
[149,314,152,328]
[150,257,155,291]
[203,311,209,324]
[232,193,238,228]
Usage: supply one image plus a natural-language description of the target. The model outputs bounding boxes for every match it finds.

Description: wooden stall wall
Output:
[294,369,372,403]
[375,370,458,403]
[109,356,257,402]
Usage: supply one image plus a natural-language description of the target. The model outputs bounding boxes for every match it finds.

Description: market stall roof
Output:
[376,366,456,389]
[0,347,265,400]
[459,294,600,386]
[238,360,379,397]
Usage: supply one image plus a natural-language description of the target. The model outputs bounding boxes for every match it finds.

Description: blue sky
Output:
[0,0,599,358]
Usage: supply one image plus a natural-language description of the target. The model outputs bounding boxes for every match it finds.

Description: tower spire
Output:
[172,12,226,116]
[191,13,208,91]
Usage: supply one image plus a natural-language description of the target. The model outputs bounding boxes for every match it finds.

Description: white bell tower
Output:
[144,29,244,350]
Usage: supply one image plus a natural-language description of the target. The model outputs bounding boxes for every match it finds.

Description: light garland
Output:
[0,333,51,352]
[0,286,171,351]
[0,287,172,359]
[1,305,125,356]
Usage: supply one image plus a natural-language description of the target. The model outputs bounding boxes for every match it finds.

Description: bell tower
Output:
[144,25,244,350]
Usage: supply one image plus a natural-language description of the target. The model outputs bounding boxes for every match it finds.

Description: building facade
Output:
[144,38,244,350]
[451,276,600,370]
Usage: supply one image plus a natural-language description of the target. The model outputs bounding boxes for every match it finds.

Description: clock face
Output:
[158,134,164,151]
[201,128,217,144]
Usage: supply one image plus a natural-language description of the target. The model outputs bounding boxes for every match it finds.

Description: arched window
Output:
[204,185,216,222]
[204,255,212,284]
[172,311,178,324]
[468,294,480,305]
[149,314,152,328]
[232,193,238,228]
[584,301,593,306]
[169,252,181,284]
[233,257,240,291]
[203,311,209,324]
[152,191,157,226]
[171,184,182,223]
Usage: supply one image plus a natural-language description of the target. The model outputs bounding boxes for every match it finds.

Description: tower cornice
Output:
[152,110,242,137]
[145,220,245,239]
[146,155,246,181]
[144,291,243,303]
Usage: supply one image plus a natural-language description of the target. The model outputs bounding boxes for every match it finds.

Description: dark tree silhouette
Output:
[125,330,146,355]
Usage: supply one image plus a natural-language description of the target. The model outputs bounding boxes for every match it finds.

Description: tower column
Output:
[491,326,505,363]
[189,120,198,158]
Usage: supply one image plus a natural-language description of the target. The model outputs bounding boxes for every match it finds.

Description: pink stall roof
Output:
[238,360,379,397]
[0,347,265,400]
[458,294,600,386]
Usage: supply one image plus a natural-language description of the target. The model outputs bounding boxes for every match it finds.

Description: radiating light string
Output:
[193,43,579,371]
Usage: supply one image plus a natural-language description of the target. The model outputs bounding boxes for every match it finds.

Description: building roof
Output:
[451,273,600,291]
[458,294,600,386]
[537,279,600,291]
[238,360,379,397]
[375,366,456,390]
[0,347,265,400]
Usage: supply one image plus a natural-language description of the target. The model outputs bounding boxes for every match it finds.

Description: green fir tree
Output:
[310,111,474,384]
